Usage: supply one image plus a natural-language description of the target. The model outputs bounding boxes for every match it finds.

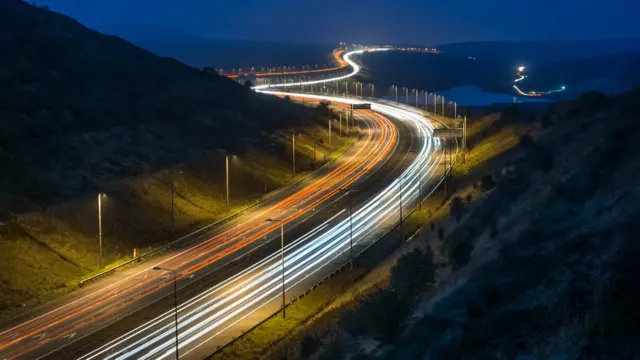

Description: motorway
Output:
[0,108,398,359]
[222,49,348,78]
[0,48,450,359]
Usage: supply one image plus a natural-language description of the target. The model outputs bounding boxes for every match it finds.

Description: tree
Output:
[390,247,437,300]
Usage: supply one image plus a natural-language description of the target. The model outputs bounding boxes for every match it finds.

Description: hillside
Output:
[0,0,346,317]
[136,39,336,70]
[436,39,640,63]
[263,88,640,360]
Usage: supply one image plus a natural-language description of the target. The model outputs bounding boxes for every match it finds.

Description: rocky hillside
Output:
[295,88,640,360]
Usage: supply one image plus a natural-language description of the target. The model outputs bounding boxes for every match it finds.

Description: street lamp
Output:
[153,266,179,359]
[405,87,409,104]
[266,218,286,318]
[97,193,106,268]
[340,188,359,270]
[415,89,419,107]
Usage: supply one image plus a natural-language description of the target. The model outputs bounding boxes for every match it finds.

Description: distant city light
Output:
[517,66,526,72]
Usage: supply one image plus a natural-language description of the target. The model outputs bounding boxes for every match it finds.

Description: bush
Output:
[480,174,496,192]
[540,114,552,129]
[450,241,473,270]
[532,147,555,173]
[465,193,473,203]
[577,90,608,112]
[300,333,321,358]
[341,289,410,343]
[449,196,466,222]
[390,248,437,300]
[519,133,535,149]
[489,219,499,239]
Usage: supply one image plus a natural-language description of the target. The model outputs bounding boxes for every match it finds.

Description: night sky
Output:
[38,0,640,44]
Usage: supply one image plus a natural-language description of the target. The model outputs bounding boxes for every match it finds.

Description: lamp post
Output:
[415,89,419,107]
[153,266,179,359]
[405,87,409,104]
[394,85,398,103]
[97,193,106,268]
[292,133,296,177]
[340,188,359,270]
[266,218,286,318]
[433,93,438,115]
[399,175,404,243]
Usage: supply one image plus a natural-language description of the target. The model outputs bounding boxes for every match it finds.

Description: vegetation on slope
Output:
[0,0,349,318]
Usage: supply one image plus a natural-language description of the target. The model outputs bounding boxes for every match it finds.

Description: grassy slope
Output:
[0,1,351,318]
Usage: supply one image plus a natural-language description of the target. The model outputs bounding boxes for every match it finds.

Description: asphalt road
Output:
[0,107,403,360]
[51,95,446,360]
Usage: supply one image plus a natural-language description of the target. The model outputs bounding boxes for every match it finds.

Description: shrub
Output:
[577,90,608,112]
[519,133,535,149]
[390,248,437,300]
[480,174,496,192]
[540,114,552,129]
[341,289,410,343]
[449,196,466,222]
[450,241,473,270]
[300,333,321,358]
[489,219,499,239]
[465,193,473,203]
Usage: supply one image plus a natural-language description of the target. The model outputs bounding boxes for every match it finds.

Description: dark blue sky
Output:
[39,0,640,44]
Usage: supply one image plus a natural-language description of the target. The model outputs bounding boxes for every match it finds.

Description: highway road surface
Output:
[0,107,403,359]
[0,47,453,360]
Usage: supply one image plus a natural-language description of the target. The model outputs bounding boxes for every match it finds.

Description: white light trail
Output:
[77,94,448,360]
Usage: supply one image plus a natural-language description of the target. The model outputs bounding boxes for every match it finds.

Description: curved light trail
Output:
[0,109,398,359]
[74,94,447,360]
[0,45,452,360]
[513,65,566,97]
[252,48,389,90]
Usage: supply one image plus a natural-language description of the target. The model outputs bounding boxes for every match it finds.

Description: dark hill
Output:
[436,39,640,63]
[0,0,325,212]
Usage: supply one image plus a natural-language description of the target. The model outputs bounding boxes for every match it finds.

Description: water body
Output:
[383,85,550,107]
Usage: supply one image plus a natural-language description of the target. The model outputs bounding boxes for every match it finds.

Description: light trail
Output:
[0,109,398,359]
[223,49,349,78]
[73,92,449,360]
[513,65,566,97]
[252,48,389,90]
[0,43,452,360]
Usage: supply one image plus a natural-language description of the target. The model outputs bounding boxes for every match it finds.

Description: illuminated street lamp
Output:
[340,188,360,270]
[153,266,179,359]
[97,193,106,268]
[266,218,286,318]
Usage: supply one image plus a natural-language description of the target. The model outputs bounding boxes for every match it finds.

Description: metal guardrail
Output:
[78,137,359,287]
